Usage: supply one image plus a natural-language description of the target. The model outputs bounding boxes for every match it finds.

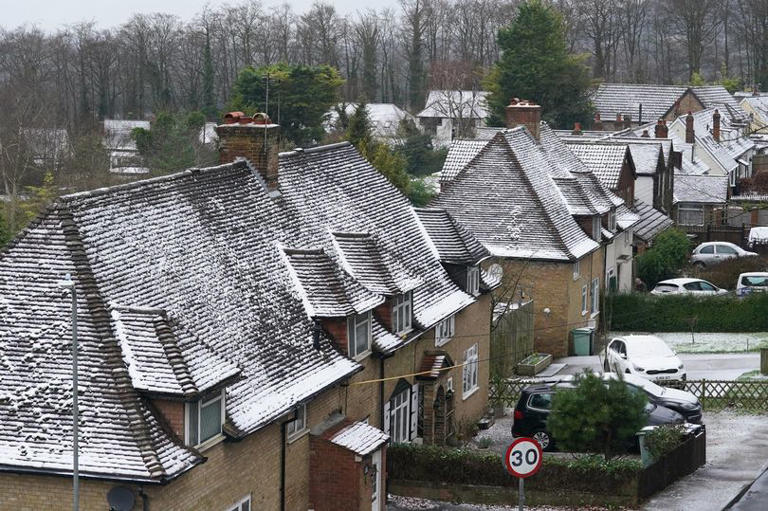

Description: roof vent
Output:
[107,486,135,511]
[223,111,244,124]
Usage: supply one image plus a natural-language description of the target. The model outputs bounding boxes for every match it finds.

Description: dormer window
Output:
[185,388,225,448]
[392,292,413,335]
[467,266,480,295]
[348,311,372,359]
[592,217,601,241]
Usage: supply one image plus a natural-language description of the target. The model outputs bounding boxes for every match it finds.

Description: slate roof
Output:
[413,208,490,265]
[690,86,743,113]
[432,127,600,261]
[417,90,490,119]
[440,139,488,183]
[741,96,768,125]
[633,200,674,242]
[674,173,729,204]
[329,421,389,456]
[592,83,687,121]
[565,142,629,189]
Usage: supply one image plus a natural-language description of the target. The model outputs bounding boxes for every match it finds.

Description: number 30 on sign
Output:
[504,437,543,478]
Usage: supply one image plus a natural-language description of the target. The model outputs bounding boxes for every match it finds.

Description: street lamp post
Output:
[58,274,79,511]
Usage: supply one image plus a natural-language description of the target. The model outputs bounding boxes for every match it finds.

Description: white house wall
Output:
[635,176,654,205]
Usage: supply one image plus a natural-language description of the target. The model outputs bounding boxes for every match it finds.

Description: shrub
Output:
[548,371,647,460]
[637,229,691,287]
[643,425,687,461]
[686,255,768,290]
[608,292,768,332]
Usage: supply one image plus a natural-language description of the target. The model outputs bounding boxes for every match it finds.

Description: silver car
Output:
[690,242,757,268]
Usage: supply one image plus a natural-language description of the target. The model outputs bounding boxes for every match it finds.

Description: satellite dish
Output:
[107,486,135,511]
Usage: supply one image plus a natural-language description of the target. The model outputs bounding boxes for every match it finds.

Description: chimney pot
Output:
[238,116,253,125]
[253,112,272,125]
[713,109,721,142]
[224,111,245,124]
[641,129,650,138]
[504,99,541,141]
[593,113,603,131]
[572,122,582,135]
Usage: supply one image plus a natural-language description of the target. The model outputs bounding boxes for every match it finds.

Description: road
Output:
[552,353,759,380]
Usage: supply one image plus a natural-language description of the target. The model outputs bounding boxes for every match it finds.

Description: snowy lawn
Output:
[610,332,768,354]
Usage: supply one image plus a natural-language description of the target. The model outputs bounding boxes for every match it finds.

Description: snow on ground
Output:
[610,332,768,353]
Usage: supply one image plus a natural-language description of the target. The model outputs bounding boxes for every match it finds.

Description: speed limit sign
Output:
[505,438,543,510]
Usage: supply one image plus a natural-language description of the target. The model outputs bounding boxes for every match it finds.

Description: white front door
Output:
[371,448,382,511]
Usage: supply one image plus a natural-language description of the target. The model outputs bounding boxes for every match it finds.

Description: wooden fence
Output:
[491,378,768,412]
[683,224,747,247]
[490,300,534,379]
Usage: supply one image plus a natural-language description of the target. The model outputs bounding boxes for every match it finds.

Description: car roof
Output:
[655,278,705,285]
[696,241,736,247]
[739,272,768,277]
[611,334,666,345]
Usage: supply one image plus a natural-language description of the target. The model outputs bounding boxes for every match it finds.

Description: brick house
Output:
[0,114,495,510]
[431,100,635,357]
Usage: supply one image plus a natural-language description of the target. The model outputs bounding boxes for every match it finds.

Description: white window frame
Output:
[226,495,251,511]
[573,260,580,280]
[592,216,601,241]
[286,403,308,441]
[435,315,455,346]
[185,388,225,448]
[347,311,372,360]
[467,266,480,295]
[392,291,413,335]
[389,389,410,443]
[590,278,600,317]
[581,285,588,316]
[462,344,479,399]
[678,204,704,226]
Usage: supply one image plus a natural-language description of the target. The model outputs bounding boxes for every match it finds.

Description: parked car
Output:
[604,335,686,381]
[511,382,685,451]
[650,278,728,296]
[736,272,768,297]
[690,241,757,268]
[602,373,702,423]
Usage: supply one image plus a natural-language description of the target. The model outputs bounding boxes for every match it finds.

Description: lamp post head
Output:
[57,274,75,291]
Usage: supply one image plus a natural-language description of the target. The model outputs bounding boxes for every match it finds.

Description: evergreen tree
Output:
[0,210,10,248]
[548,371,647,460]
[347,103,373,149]
[485,0,593,129]
[202,31,217,121]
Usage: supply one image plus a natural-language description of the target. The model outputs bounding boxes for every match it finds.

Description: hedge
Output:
[607,293,768,332]
[387,444,641,495]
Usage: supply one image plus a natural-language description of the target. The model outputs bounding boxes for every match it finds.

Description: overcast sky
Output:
[2,0,389,31]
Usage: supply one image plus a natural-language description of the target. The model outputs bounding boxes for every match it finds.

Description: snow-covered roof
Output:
[674,173,729,204]
[632,200,674,242]
[565,142,629,189]
[324,103,416,139]
[417,90,490,119]
[414,208,490,265]
[440,139,488,184]
[329,421,388,456]
[431,125,602,262]
[593,83,687,121]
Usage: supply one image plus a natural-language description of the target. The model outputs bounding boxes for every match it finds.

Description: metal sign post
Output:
[504,437,543,510]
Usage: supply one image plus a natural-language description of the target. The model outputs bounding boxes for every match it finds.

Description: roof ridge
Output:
[60,161,248,202]
[279,141,352,159]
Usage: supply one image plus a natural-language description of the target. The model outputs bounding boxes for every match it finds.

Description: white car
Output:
[604,335,686,382]
[690,241,757,268]
[736,272,768,297]
[650,278,728,296]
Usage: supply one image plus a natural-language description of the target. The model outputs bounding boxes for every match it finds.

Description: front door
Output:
[371,449,382,511]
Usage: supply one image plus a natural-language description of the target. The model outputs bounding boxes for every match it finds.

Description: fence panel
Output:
[490,300,534,378]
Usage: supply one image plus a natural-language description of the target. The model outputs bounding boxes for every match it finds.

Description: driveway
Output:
[552,353,759,381]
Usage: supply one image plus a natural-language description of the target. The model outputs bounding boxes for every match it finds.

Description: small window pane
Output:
[200,397,222,442]
[700,245,714,254]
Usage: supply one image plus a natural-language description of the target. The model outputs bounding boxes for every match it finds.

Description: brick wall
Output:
[152,398,184,439]
[215,123,280,189]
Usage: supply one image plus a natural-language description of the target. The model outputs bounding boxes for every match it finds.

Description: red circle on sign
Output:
[504,437,543,478]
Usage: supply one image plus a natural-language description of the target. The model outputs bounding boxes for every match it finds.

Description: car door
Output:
[683,281,703,294]
[697,244,715,263]
[609,340,626,372]
[716,243,739,261]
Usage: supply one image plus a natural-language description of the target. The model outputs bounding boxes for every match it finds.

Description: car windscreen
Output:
[624,374,665,396]
[652,284,678,293]
[742,275,768,287]
[627,340,673,358]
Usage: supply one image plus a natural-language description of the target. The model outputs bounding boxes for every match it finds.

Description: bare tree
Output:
[667,0,722,79]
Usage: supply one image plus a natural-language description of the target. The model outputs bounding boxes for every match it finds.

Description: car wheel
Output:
[532,430,553,451]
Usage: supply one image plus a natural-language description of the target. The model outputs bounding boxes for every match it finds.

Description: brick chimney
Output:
[615,113,622,129]
[593,113,603,131]
[572,122,582,136]
[654,119,668,138]
[713,109,721,142]
[623,115,632,130]
[216,112,280,190]
[685,111,695,144]
[505,98,541,141]
[641,129,650,138]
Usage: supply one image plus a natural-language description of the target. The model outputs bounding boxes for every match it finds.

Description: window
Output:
[287,403,307,440]
[435,315,455,346]
[389,389,410,443]
[186,389,225,447]
[699,281,717,291]
[699,245,714,254]
[606,268,617,292]
[392,292,413,335]
[462,344,479,398]
[590,278,600,315]
[573,260,580,280]
[227,496,251,511]
[592,216,601,241]
[528,392,553,411]
[717,244,738,255]
[347,311,372,359]
[581,285,588,316]
[466,266,480,295]
[678,205,704,226]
